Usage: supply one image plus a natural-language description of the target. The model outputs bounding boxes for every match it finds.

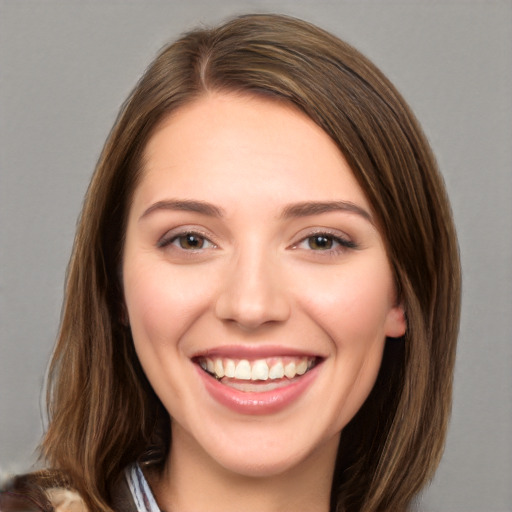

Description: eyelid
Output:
[157,225,218,250]
[290,228,357,252]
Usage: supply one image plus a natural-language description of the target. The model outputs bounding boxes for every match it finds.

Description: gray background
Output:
[1,1,511,511]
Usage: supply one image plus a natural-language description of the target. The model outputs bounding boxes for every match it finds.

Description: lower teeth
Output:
[218,377,301,392]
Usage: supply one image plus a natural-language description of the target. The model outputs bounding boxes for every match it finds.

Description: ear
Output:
[385,304,406,338]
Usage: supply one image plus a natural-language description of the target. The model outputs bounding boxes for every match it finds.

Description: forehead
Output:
[134,92,371,214]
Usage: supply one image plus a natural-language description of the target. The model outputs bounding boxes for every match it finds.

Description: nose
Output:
[214,249,291,330]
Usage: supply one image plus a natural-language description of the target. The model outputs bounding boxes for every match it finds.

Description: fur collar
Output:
[45,488,87,512]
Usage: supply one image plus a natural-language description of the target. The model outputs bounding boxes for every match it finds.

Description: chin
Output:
[181,418,341,480]
[213,448,317,479]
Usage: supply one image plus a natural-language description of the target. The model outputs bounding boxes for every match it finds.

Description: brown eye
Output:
[177,233,207,250]
[307,235,334,250]
[293,232,357,253]
[157,230,216,251]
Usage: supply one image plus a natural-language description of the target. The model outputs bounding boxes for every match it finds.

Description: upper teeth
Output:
[198,357,314,381]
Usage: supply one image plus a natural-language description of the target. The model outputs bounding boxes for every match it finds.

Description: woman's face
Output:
[123,93,405,477]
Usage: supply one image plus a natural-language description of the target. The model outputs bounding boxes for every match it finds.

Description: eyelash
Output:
[157,229,357,255]
[292,232,357,253]
[157,230,216,251]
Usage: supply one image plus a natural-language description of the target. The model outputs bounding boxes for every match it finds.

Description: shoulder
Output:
[1,473,87,512]
[46,488,87,512]
[1,487,86,512]
[1,466,140,512]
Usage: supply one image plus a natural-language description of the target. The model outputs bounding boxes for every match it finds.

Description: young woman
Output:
[1,13,461,512]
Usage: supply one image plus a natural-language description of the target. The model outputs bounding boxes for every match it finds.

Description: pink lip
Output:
[195,362,321,415]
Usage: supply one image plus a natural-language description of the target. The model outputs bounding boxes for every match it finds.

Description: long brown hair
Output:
[40,14,461,511]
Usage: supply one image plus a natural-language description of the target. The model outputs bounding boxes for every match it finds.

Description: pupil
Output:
[181,234,203,249]
[310,235,332,250]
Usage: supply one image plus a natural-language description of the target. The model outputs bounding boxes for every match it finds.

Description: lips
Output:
[193,348,323,415]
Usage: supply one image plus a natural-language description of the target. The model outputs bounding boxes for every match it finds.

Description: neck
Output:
[150,423,338,512]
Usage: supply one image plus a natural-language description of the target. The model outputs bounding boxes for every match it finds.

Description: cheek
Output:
[123,259,214,349]
[297,262,394,427]
[122,260,219,412]
[295,262,395,346]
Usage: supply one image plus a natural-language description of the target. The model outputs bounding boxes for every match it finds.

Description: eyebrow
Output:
[280,201,374,224]
[139,198,373,224]
[139,199,225,221]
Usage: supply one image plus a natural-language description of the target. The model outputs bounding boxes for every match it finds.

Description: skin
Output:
[122,92,406,512]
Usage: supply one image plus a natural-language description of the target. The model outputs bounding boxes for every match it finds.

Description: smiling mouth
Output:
[195,356,321,392]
